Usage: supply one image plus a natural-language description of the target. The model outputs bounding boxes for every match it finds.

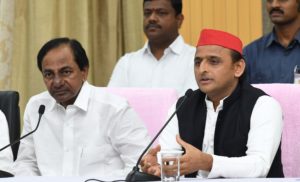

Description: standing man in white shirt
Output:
[141,29,284,178]
[13,38,151,177]
[0,110,13,174]
[108,0,197,96]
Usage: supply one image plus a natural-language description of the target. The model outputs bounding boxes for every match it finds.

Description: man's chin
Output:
[146,32,161,40]
[199,87,210,94]
[271,18,283,24]
[50,91,77,106]
[271,18,293,26]
[55,98,67,104]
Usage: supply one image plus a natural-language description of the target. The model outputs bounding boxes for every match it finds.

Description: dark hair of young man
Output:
[143,0,182,15]
[230,50,246,81]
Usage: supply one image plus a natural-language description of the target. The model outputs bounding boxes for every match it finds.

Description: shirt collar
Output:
[73,81,91,111]
[266,28,300,47]
[295,29,300,42]
[48,95,57,111]
[204,95,226,112]
[49,81,91,112]
[143,35,185,55]
[266,29,277,47]
[168,35,185,55]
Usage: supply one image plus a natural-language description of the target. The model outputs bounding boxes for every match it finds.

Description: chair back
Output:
[0,91,20,160]
[254,84,300,177]
[104,88,178,138]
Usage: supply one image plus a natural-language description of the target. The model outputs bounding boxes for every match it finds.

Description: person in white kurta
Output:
[0,110,13,173]
[108,36,197,96]
[108,0,198,96]
[140,29,283,178]
[159,95,283,178]
[14,82,150,177]
[13,38,151,177]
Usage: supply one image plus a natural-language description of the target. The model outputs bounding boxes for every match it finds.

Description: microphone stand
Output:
[0,105,45,178]
[0,170,13,178]
[125,89,193,182]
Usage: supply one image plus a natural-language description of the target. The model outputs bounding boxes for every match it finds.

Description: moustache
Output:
[146,24,161,30]
[270,8,284,15]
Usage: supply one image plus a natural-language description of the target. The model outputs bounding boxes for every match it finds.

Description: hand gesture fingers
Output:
[141,145,161,173]
[176,135,213,175]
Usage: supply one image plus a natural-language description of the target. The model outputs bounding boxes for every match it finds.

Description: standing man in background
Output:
[243,0,300,83]
[108,0,197,96]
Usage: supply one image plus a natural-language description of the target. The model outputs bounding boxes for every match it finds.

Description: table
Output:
[0,177,300,182]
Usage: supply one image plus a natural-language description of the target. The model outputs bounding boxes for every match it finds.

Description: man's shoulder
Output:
[24,91,53,113]
[173,35,196,54]
[27,91,51,104]
[89,86,129,110]
[176,89,204,107]
[182,42,196,53]
[125,47,146,56]
[254,94,282,115]
[244,32,271,51]
[119,44,147,60]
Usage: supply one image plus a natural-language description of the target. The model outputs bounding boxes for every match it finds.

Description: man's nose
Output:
[53,75,64,87]
[148,12,158,22]
[270,0,280,8]
[199,60,208,73]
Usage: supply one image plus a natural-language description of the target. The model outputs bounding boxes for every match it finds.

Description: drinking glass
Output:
[160,150,183,182]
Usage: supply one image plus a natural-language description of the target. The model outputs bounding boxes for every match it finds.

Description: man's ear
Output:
[81,66,89,81]
[234,59,246,78]
[176,14,184,29]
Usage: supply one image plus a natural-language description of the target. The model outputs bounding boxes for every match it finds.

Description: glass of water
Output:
[160,150,183,181]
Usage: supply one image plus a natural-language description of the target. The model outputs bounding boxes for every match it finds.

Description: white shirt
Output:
[159,95,283,178]
[0,110,13,173]
[108,35,198,96]
[14,82,151,177]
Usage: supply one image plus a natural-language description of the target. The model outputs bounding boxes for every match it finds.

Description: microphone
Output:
[0,105,45,177]
[125,89,193,182]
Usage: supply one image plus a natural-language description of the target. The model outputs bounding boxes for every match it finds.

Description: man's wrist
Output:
[201,153,213,171]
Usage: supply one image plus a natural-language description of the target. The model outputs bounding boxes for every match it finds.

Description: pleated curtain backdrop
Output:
[0,0,264,119]
[0,0,15,89]
[9,0,144,114]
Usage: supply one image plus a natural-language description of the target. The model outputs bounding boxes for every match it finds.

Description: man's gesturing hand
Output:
[140,145,161,177]
[176,135,213,175]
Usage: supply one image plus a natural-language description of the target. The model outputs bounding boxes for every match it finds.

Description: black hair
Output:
[230,50,243,63]
[143,0,182,15]
[37,37,89,71]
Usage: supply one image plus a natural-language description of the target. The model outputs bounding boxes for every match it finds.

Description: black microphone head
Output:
[184,89,193,98]
[38,105,45,115]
